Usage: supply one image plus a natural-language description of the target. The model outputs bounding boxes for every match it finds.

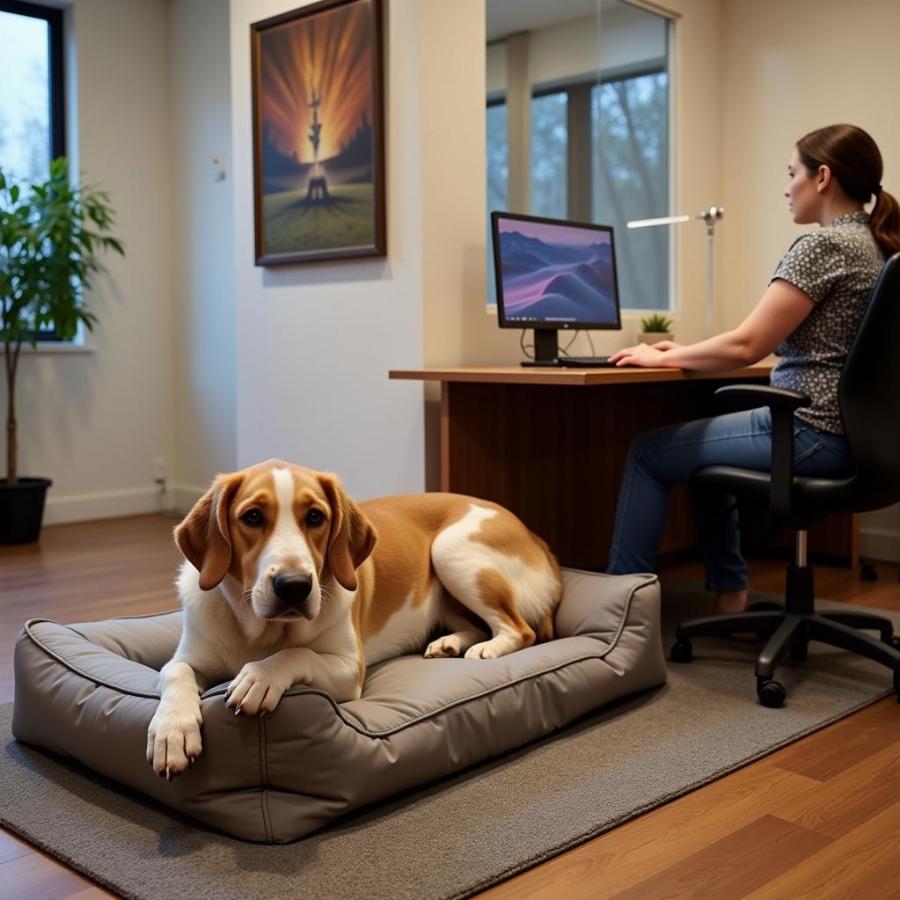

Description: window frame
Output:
[1,0,68,343]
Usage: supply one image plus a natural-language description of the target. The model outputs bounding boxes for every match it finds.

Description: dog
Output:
[146,459,562,779]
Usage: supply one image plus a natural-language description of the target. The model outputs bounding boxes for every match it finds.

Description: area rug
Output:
[1,583,897,900]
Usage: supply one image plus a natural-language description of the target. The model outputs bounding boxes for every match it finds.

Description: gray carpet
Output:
[1,583,898,900]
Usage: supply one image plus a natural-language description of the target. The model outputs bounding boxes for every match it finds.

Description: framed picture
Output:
[251,0,385,266]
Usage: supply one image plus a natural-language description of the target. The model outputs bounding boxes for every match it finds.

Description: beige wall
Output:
[719,0,900,327]
[719,0,900,560]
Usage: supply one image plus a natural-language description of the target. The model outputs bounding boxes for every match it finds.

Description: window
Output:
[486,0,671,311]
[0,1,65,183]
[1,1,67,341]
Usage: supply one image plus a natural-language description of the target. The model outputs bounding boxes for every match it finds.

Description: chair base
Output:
[672,571,900,707]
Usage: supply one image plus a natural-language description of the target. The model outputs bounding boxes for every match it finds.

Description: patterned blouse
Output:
[769,210,884,434]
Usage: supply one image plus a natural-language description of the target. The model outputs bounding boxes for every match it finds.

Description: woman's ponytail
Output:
[869,188,900,257]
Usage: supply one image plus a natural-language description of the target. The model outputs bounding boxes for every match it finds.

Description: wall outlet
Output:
[153,456,166,484]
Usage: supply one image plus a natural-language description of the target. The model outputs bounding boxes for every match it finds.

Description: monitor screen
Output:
[491,211,622,331]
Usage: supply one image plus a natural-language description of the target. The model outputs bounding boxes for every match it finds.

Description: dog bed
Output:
[12,569,665,843]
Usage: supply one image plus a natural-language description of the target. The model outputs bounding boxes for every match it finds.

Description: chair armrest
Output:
[713,384,810,414]
[713,384,811,519]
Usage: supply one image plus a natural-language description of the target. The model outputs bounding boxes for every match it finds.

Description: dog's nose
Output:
[272,572,313,605]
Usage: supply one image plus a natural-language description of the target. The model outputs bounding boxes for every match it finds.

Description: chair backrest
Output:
[838,252,900,509]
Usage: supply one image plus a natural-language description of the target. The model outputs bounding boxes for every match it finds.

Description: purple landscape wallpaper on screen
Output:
[496,218,619,325]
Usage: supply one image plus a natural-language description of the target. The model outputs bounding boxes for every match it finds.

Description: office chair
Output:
[671,252,900,707]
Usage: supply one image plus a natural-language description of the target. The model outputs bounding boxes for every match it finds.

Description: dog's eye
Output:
[241,508,264,527]
[306,508,325,527]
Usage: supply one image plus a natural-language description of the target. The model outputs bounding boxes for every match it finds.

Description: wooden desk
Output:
[390,363,855,569]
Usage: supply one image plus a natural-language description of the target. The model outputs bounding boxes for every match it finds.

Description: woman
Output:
[606,124,900,613]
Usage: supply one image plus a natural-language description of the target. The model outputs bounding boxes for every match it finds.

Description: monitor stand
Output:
[520,328,560,367]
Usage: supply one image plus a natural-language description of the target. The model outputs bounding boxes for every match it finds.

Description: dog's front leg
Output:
[225,648,361,715]
[147,659,204,780]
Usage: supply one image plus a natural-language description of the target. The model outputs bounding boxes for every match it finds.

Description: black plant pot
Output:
[0,477,52,544]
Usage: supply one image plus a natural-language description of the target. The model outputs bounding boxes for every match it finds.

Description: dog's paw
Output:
[146,707,202,780]
[463,639,506,660]
[225,660,292,716]
[424,635,463,658]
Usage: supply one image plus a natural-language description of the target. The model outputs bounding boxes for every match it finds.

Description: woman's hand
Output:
[608,341,680,368]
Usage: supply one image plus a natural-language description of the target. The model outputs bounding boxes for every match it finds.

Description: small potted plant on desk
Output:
[0,158,123,544]
[638,313,674,345]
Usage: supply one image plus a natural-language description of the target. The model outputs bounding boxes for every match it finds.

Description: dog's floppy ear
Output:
[318,473,377,591]
[174,473,243,591]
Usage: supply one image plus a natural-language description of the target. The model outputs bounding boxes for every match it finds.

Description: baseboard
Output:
[858,526,900,563]
[43,486,167,525]
[43,483,206,525]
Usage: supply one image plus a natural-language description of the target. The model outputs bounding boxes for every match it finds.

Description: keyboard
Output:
[558,356,617,368]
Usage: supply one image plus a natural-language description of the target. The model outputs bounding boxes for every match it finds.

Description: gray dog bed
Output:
[12,570,665,842]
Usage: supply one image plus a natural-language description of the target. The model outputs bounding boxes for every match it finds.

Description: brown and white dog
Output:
[147,459,562,779]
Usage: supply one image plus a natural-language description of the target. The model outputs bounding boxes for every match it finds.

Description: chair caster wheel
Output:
[670,639,693,663]
[886,634,900,651]
[757,679,786,708]
[860,563,878,582]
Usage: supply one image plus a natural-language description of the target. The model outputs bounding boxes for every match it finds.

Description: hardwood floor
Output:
[1,514,898,899]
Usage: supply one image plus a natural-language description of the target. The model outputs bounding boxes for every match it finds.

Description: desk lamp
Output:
[627,206,724,336]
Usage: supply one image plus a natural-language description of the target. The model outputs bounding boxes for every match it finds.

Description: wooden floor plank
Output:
[769,699,900,781]
[608,814,832,900]
[0,849,107,900]
[776,741,900,839]
[744,800,900,899]
[0,830,30,865]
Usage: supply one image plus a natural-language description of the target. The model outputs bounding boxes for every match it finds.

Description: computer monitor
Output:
[491,211,622,364]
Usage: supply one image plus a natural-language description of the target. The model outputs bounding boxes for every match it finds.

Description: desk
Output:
[390,363,855,569]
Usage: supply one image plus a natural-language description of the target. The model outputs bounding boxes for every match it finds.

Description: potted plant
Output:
[1,158,123,544]
[638,313,674,345]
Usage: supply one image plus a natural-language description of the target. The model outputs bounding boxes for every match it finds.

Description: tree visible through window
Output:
[593,71,669,310]
[530,92,567,220]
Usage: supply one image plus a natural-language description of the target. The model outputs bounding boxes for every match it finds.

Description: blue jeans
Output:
[606,407,854,591]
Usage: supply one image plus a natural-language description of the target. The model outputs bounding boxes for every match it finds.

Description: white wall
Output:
[3,0,176,525]
[169,0,237,506]
[719,0,900,560]
[228,0,426,500]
